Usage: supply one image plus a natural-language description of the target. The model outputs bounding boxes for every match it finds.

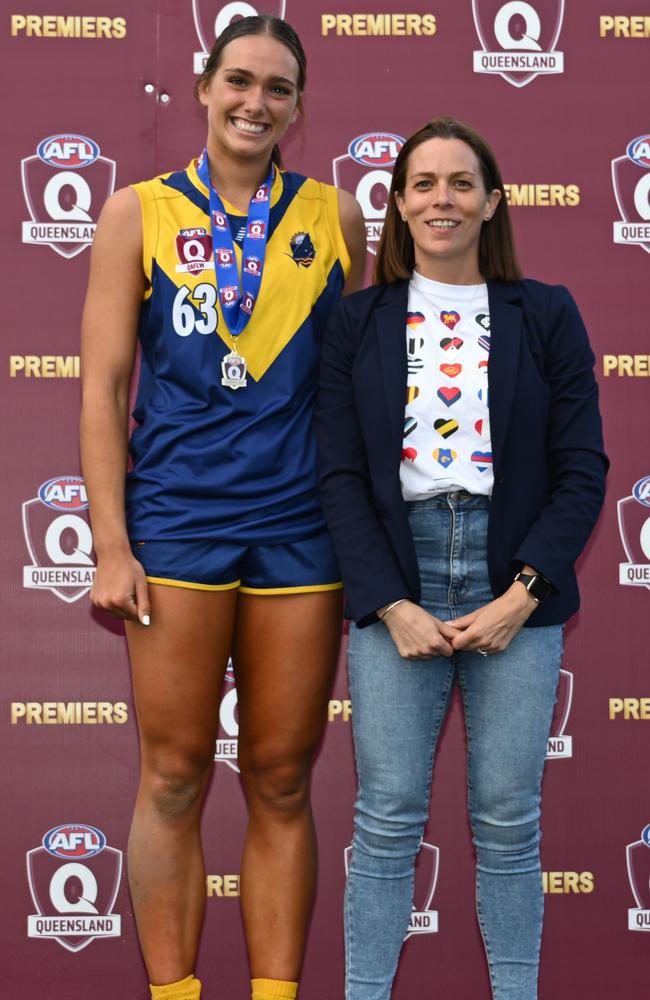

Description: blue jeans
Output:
[345,494,563,1000]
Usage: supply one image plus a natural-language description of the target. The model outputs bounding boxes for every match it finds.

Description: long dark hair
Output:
[195,15,306,169]
[376,117,522,283]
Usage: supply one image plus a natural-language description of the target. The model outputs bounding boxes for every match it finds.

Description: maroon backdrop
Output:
[2,3,649,997]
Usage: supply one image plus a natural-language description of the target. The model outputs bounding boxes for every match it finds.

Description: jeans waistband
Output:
[406,491,490,512]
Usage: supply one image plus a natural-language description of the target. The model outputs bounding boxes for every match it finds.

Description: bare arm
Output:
[80,186,150,622]
[337,188,367,295]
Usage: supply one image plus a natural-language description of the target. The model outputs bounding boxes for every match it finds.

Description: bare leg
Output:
[125,585,238,985]
[234,591,343,980]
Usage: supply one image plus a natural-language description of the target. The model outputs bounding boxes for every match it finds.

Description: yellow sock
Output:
[251,979,298,999]
[150,974,201,999]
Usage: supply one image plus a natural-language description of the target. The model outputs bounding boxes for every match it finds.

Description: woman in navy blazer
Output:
[317,118,607,1000]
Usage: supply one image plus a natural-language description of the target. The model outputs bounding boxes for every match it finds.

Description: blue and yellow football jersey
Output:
[125,159,351,543]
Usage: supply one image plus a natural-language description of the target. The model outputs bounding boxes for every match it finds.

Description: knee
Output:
[353,792,428,861]
[240,749,311,817]
[471,807,541,871]
[141,748,213,821]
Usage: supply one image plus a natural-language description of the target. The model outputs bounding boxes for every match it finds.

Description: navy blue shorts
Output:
[130,528,342,595]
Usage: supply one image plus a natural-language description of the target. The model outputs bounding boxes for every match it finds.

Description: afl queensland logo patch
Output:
[286,231,316,268]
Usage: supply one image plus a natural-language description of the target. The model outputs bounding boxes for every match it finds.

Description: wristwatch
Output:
[514,571,553,604]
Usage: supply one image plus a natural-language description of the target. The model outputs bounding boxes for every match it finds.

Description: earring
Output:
[484,214,492,221]
[401,214,408,222]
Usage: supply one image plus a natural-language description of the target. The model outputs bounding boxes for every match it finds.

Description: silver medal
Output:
[221,350,248,390]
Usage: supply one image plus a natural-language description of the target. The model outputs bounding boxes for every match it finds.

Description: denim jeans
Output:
[345,494,563,1000]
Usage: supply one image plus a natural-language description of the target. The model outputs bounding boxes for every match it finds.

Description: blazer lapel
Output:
[374,281,409,463]
[487,281,523,471]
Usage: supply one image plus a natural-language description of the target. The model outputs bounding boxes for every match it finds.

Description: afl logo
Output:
[37,134,100,169]
[43,824,106,859]
[643,825,650,846]
[626,136,650,170]
[38,476,89,511]
[632,477,650,507]
[348,133,404,167]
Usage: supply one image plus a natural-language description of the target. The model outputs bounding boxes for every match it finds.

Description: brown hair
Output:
[194,15,306,169]
[375,117,522,284]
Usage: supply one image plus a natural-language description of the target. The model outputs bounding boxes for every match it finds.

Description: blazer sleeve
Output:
[316,297,411,626]
[512,285,609,588]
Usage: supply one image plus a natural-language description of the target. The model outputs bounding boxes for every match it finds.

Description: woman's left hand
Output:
[445,582,538,655]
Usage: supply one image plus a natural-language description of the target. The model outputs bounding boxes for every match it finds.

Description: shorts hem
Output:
[239,582,343,595]
[146,576,240,592]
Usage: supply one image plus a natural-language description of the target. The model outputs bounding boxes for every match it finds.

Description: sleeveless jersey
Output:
[125,159,351,544]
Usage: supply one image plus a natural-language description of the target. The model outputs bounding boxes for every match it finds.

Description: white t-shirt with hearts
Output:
[400,271,493,500]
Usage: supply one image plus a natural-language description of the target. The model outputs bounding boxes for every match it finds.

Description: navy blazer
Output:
[316,278,608,628]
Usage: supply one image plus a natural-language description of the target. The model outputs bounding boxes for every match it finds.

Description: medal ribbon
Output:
[196,149,273,338]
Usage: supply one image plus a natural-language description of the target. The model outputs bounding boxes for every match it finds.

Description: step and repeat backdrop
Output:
[1,2,649,997]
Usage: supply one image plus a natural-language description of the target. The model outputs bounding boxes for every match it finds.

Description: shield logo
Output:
[472,0,565,88]
[627,829,650,912]
[21,152,115,259]
[333,134,404,256]
[618,489,650,591]
[612,153,650,256]
[215,659,240,772]
[193,2,288,72]
[344,840,439,938]
[27,841,122,952]
[550,668,573,739]
[22,497,95,604]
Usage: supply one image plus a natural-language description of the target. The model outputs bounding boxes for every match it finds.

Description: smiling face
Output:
[395,137,501,283]
[198,34,301,165]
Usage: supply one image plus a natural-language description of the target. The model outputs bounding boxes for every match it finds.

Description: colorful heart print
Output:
[440,310,461,330]
[478,387,489,405]
[475,418,490,441]
[406,385,420,404]
[471,450,493,472]
[407,311,425,330]
[407,334,425,355]
[439,363,462,377]
[402,447,418,462]
[433,447,457,468]
[475,313,490,331]
[437,386,462,407]
[434,418,459,438]
[440,336,463,353]
[478,335,490,352]
[478,359,488,374]
[408,358,424,374]
[404,416,418,438]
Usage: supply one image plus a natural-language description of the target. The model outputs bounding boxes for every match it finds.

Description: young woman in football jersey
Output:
[317,116,607,999]
[80,16,365,1000]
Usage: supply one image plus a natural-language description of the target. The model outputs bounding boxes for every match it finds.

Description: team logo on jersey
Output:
[472,1,565,87]
[345,841,440,937]
[22,476,95,604]
[215,661,239,772]
[627,824,650,931]
[21,134,116,259]
[612,135,650,255]
[333,132,405,256]
[618,476,650,590]
[27,824,122,952]
[176,228,214,273]
[192,2,288,73]
[546,668,573,758]
[286,231,316,268]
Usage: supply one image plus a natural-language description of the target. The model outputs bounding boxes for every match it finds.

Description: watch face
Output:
[528,575,552,602]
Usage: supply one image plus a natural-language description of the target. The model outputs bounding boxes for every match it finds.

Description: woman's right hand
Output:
[90,547,151,624]
[378,600,456,660]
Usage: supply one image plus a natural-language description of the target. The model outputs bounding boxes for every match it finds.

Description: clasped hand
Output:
[381,583,537,660]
